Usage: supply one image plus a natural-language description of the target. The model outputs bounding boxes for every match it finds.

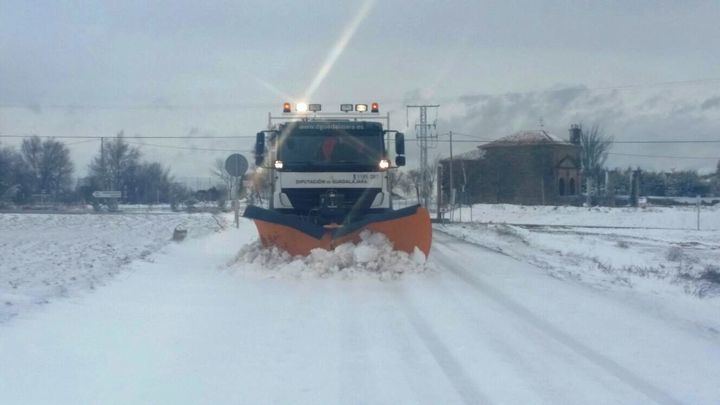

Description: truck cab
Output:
[254,104,405,225]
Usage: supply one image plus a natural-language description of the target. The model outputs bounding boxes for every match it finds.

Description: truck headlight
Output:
[274,160,284,169]
[378,159,390,169]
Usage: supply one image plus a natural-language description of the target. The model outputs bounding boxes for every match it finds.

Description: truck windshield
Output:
[278,129,383,167]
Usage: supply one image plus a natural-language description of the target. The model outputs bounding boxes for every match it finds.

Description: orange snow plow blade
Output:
[243,205,432,257]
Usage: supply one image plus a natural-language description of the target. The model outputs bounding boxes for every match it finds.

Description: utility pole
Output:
[436,164,443,221]
[449,130,454,202]
[100,136,107,189]
[406,104,440,208]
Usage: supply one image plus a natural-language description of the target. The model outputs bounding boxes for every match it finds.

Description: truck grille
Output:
[283,188,380,212]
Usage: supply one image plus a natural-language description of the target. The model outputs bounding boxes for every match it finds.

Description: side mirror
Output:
[395,132,405,155]
[395,155,406,166]
[254,132,265,166]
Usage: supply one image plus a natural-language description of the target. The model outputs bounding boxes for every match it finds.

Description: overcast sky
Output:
[2,0,719,180]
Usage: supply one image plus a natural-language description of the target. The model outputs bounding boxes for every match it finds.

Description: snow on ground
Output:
[438,205,720,299]
[233,230,428,280]
[447,203,720,230]
[1,219,719,404]
[0,212,224,322]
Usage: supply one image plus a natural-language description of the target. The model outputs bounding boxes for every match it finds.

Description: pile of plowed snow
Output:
[233,230,428,279]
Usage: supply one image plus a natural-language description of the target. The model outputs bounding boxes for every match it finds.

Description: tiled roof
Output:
[481,130,571,148]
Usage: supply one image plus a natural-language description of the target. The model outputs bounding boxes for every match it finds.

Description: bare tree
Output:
[710,160,720,196]
[390,170,414,200]
[404,158,442,205]
[89,132,140,192]
[0,145,28,202]
[132,162,171,204]
[406,169,422,203]
[387,170,405,195]
[248,168,271,204]
[579,124,613,202]
[210,158,237,199]
[20,136,74,198]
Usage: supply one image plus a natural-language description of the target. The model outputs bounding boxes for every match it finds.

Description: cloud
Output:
[437,86,720,172]
[701,96,720,110]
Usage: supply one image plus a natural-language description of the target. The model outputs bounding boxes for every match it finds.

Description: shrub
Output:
[700,265,720,284]
[665,246,684,262]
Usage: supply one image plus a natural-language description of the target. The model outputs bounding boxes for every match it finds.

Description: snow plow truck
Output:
[243,102,432,257]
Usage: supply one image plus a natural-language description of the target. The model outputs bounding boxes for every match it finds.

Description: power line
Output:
[2,132,718,161]
[439,132,720,144]
[124,140,251,153]
[0,133,254,139]
[425,138,720,144]
[608,152,718,160]
[65,139,99,146]
[613,140,720,144]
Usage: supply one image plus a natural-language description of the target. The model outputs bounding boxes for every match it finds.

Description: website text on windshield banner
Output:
[298,123,366,130]
[294,179,374,185]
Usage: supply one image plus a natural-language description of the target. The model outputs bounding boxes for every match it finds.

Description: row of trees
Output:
[1,134,190,206]
[568,125,720,200]
[607,165,720,198]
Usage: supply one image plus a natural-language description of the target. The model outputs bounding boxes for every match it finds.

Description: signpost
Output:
[92,190,121,212]
[225,154,248,228]
[92,191,122,199]
[225,154,248,178]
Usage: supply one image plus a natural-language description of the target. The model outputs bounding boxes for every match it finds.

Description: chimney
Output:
[569,124,582,145]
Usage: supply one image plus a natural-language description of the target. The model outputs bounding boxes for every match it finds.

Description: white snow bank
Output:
[447,203,720,230]
[438,222,720,299]
[233,230,427,280]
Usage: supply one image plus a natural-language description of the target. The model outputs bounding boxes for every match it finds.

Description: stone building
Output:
[440,127,582,205]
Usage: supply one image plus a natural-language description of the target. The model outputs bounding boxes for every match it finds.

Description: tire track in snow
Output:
[382,282,472,405]
[437,228,720,348]
[421,271,572,403]
[395,285,493,405]
[335,282,373,404]
[432,239,682,405]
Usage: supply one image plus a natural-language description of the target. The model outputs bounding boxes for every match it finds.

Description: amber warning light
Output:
[282,102,292,113]
[371,102,379,113]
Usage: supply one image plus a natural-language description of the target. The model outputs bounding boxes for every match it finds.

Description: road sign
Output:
[92,191,122,198]
[225,153,248,178]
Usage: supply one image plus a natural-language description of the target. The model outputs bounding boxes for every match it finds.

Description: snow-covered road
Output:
[1,221,719,404]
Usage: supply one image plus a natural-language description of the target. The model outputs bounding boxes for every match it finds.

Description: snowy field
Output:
[0,212,224,322]
[1,207,719,403]
[439,203,720,299]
